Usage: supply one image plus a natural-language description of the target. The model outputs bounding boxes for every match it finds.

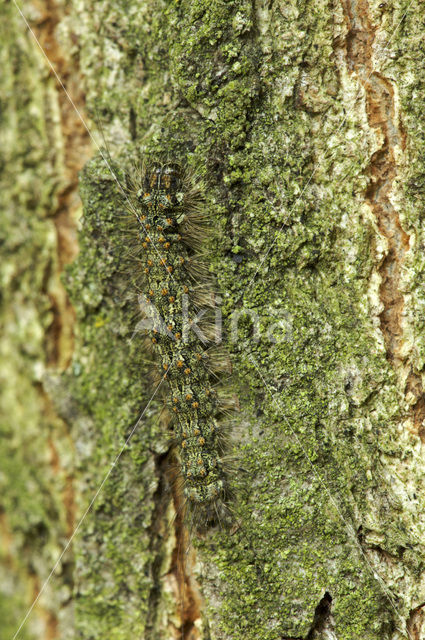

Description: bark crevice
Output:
[31,0,90,370]
[341,0,425,438]
[169,456,202,640]
[407,602,425,640]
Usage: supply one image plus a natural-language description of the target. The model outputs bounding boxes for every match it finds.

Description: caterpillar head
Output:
[137,164,183,209]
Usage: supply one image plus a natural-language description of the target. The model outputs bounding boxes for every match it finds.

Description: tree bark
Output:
[2,0,425,639]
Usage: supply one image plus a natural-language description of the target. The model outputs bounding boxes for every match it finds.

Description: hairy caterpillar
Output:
[120,159,235,530]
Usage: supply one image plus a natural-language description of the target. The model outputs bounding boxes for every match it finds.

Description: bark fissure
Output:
[407,601,425,640]
[341,0,425,436]
[147,450,202,640]
[146,451,173,639]
[31,0,89,370]
[306,592,336,640]
[170,478,202,640]
[281,592,335,640]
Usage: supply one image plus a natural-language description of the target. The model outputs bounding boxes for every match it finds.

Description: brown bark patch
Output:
[31,573,59,640]
[171,481,202,640]
[38,382,76,537]
[407,602,425,640]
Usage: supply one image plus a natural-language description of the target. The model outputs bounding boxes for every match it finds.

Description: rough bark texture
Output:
[0,1,90,638]
[2,0,425,639]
